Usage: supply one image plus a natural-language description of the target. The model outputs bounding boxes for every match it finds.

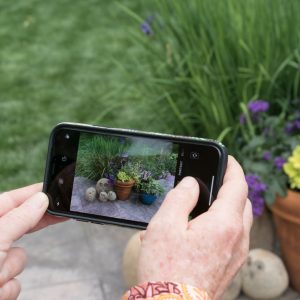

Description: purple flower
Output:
[285,122,294,134]
[245,174,266,217]
[285,116,300,134]
[140,21,152,35]
[274,156,286,170]
[248,100,270,114]
[140,15,155,36]
[107,175,115,185]
[262,151,271,161]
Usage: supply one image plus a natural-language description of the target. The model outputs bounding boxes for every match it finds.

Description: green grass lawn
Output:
[0,0,151,191]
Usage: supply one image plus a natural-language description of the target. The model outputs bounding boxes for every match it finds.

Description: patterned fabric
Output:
[122,282,210,300]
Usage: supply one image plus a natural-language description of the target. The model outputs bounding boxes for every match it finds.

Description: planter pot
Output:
[272,189,300,292]
[140,193,157,205]
[114,180,135,200]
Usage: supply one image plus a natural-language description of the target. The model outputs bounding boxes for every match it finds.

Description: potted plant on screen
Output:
[139,178,164,205]
[114,160,142,200]
[237,98,300,291]
[114,170,135,200]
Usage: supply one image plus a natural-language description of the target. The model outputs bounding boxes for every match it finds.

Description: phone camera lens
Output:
[61,155,68,162]
[190,152,199,159]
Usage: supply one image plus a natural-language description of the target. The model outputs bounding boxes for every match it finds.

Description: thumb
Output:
[150,177,199,229]
[0,192,49,249]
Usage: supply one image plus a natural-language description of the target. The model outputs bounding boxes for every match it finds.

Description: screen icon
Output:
[190,152,199,159]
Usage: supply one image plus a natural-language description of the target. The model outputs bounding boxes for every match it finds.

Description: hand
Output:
[0,183,67,300]
[138,156,253,300]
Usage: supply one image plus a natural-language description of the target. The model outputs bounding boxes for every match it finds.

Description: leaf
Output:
[247,136,265,149]
[266,178,287,206]
[265,190,276,206]
[248,162,269,174]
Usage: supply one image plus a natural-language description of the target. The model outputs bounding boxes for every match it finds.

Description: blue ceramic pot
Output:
[140,193,157,205]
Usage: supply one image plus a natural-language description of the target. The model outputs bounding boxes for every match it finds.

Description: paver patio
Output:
[15,221,300,300]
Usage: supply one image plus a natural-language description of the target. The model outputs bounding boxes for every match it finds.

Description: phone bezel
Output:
[43,122,228,229]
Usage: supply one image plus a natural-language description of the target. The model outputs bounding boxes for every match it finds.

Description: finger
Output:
[0,183,42,217]
[29,214,69,233]
[0,248,27,287]
[0,192,48,250]
[210,156,248,215]
[0,278,21,300]
[150,177,199,229]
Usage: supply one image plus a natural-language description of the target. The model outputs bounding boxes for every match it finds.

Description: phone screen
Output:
[45,125,226,228]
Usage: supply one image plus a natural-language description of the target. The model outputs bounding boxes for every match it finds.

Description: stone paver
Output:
[16,220,136,300]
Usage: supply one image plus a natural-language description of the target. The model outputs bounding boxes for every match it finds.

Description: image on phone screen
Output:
[70,133,178,223]
[45,125,225,228]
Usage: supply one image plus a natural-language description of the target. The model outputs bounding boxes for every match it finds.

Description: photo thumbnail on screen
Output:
[70,133,179,223]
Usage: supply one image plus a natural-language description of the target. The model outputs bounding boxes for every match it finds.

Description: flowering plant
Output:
[284,146,300,190]
[237,99,300,216]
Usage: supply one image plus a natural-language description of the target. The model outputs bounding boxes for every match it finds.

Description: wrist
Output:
[122,281,210,300]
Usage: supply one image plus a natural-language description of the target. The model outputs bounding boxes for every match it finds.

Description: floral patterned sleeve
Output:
[122,281,210,300]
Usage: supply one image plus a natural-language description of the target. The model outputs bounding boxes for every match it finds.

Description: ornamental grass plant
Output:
[119,0,300,148]
[76,135,130,181]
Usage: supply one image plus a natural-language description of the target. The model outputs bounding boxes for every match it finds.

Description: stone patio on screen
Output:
[70,176,174,223]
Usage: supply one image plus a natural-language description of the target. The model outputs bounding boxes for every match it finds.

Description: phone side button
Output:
[76,219,89,223]
[91,221,105,225]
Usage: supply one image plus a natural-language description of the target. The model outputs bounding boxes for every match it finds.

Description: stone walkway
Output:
[15,221,300,300]
[16,221,136,299]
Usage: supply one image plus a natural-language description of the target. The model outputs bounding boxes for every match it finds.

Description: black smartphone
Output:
[43,122,227,229]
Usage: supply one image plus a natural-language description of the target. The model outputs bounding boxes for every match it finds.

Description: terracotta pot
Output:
[114,180,135,200]
[272,189,300,292]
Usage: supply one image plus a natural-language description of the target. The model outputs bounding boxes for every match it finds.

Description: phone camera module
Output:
[190,152,200,159]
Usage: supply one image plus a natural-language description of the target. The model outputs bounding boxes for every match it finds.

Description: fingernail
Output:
[28,192,49,209]
[178,177,197,188]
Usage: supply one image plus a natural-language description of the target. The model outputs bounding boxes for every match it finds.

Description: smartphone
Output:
[43,122,227,229]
